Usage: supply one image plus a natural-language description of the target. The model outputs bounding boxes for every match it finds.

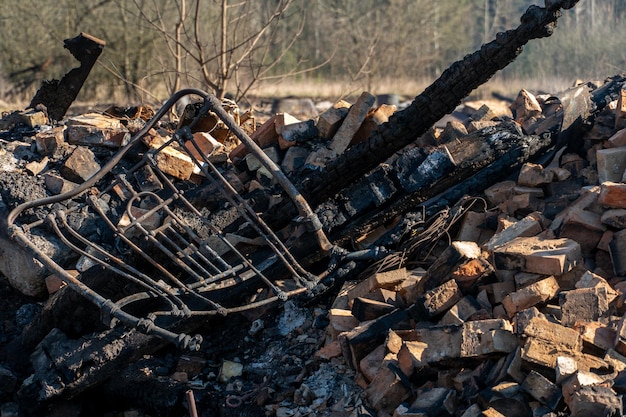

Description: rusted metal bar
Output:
[186,390,199,417]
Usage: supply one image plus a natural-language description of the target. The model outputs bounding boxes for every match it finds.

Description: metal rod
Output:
[186,390,199,417]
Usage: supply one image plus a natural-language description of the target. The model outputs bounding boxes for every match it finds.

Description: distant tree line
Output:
[0,0,624,103]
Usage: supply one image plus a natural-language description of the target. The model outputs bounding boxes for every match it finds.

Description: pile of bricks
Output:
[316,87,626,417]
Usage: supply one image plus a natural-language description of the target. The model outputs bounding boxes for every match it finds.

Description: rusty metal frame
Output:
[7,89,334,350]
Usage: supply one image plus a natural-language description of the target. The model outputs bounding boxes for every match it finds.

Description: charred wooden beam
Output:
[301,1,579,207]
[29,32,105,122]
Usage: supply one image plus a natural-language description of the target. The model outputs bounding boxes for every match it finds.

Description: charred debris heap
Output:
[2,0,626,416]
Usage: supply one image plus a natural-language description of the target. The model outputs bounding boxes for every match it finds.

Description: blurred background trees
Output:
[0,0,624,105]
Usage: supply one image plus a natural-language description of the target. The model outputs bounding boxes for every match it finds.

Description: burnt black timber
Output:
[29,32,105,121]
[332,124,552,246]
[301,2,578,207]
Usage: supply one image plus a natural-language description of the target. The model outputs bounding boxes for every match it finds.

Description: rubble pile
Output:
[0,72,625,416]
[2,1,626,416]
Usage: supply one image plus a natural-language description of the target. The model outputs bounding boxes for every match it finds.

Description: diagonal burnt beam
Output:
[29,32,106,122]
[301,0,579,207]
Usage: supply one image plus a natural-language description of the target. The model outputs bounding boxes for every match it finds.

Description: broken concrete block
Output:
[351,297,395,322]
[518,315,582,351]
[405,328,460,365]
[304,146,337,170]
[492,236,581,276]
[329,91,376,154]
[550,185,601,231]
[610,313,626,358]
[561,370,607,404]
[597,147,626,183]
[550,166,572,181]
[604,349,626,372]
[439,295,483,326]
[501,276,560,316]
[60,146,101,183]
[66,112,122,129]
[328,308,360,339]
[456,210,492,245]
[0,231,66,297]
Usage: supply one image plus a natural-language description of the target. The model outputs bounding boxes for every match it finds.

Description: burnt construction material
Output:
[29,32,105,121]
[8,89,334,351]
[302,0,579,206]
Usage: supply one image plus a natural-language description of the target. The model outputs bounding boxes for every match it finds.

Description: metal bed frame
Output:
[7,90,335,350]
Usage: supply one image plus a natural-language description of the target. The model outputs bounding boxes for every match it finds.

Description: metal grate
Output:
[7,90,333,350]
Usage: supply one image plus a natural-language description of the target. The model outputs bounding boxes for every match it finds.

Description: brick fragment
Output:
[559,287,610,327]
[422,279,462,317]
[501,276,560,316]
[329,91,376,154]
[316,100,351,139]
[517,162,554,187]
[599,181,626,209]
[521,370,561,410]
[493,236,581,276]
[60,146,101,183]
[35,126,65,155]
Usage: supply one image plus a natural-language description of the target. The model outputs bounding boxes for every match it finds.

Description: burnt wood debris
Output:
[3,0,626,415]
